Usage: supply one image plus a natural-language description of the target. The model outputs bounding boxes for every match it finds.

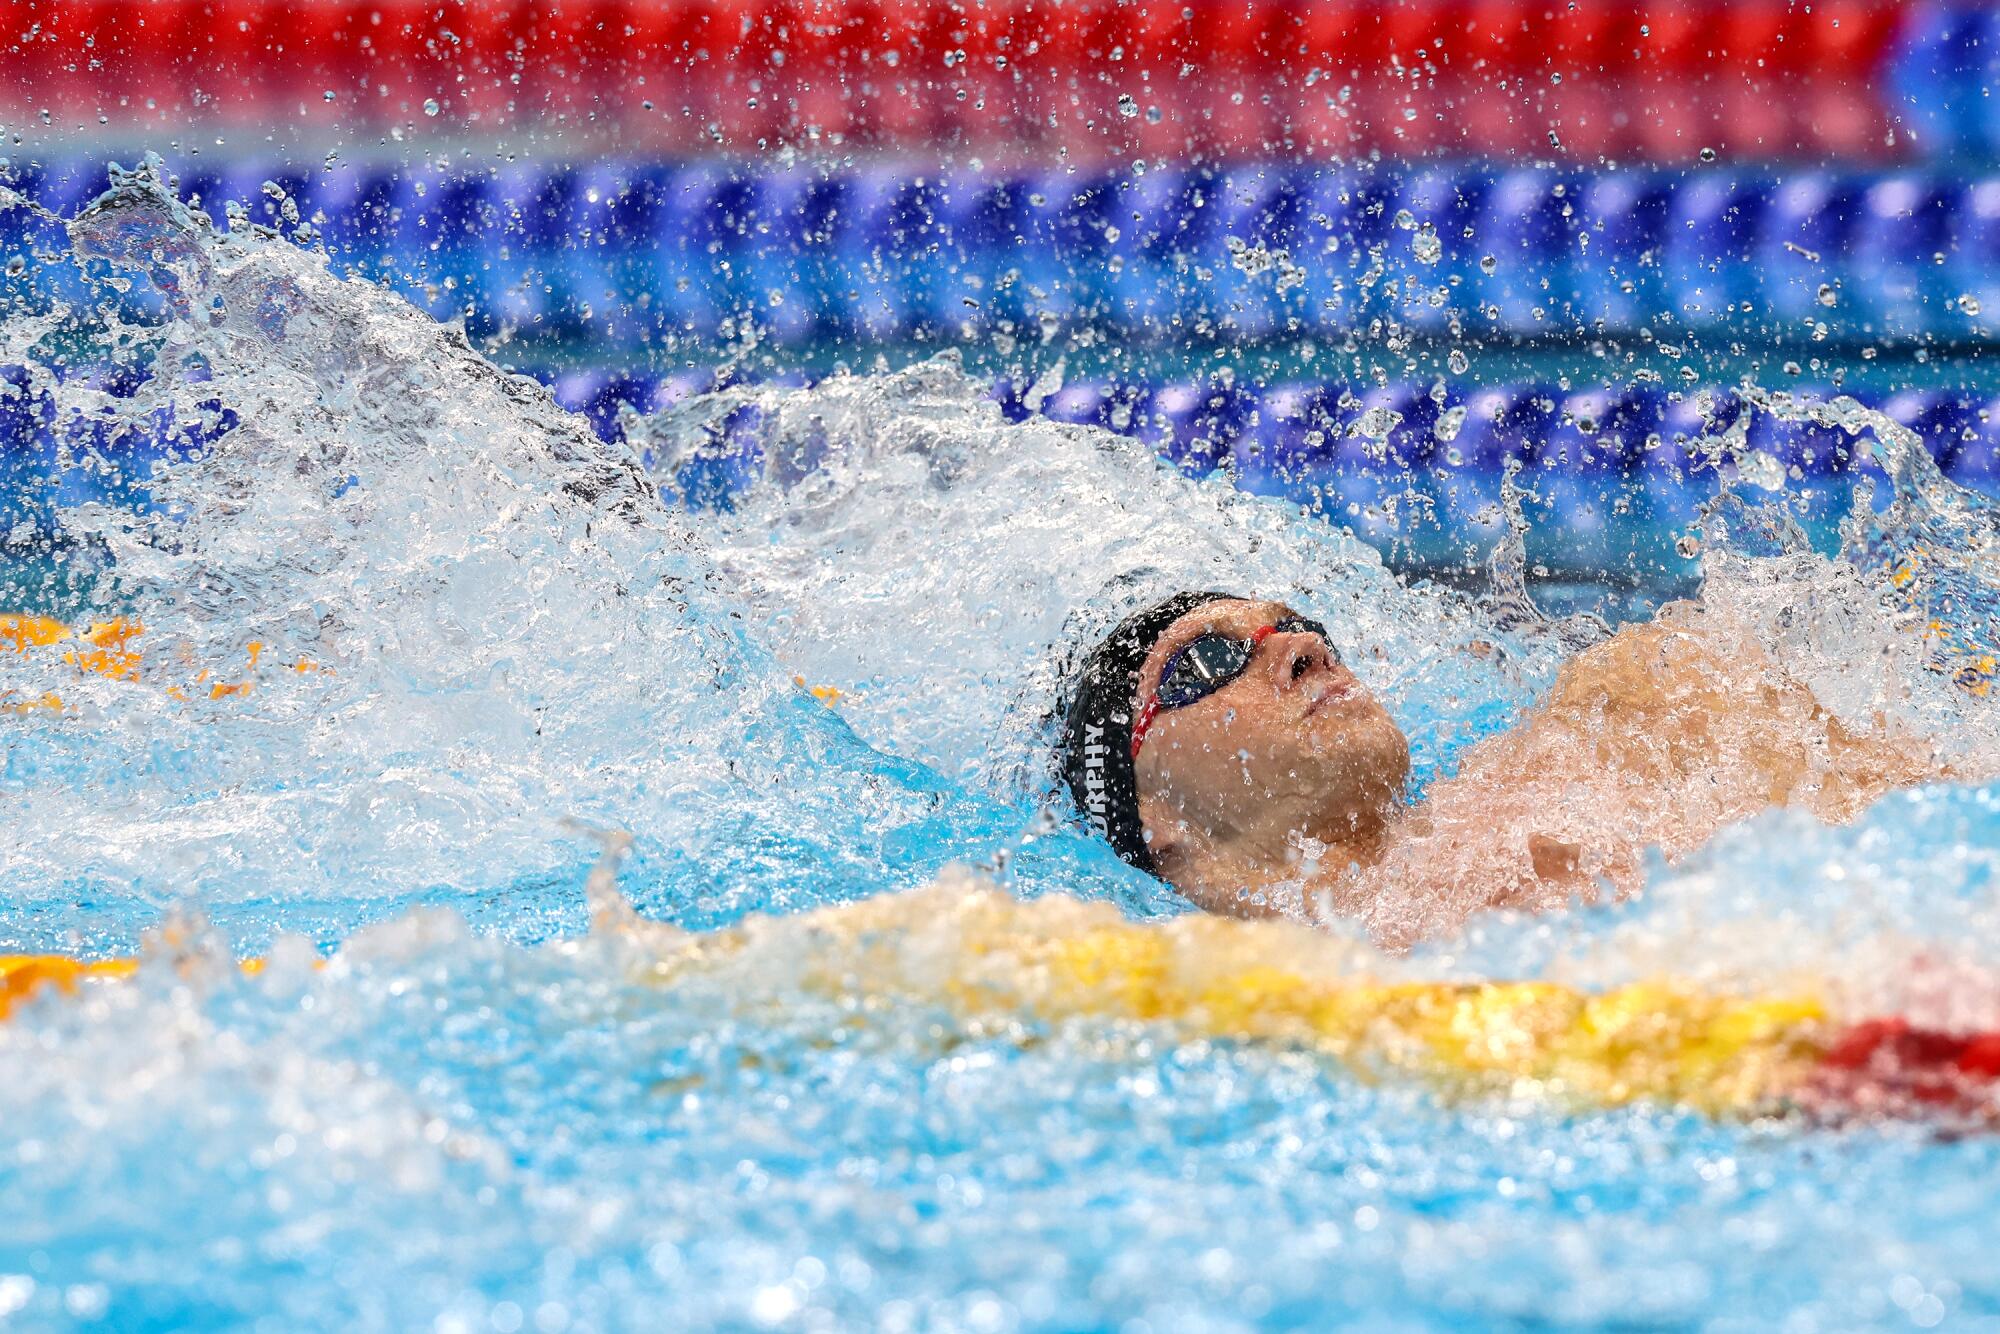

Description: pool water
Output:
[4,166,2000,1331]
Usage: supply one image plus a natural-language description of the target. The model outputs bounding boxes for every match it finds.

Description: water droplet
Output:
[423,98,440,117]
[1675,534,1701,559]
[1117,93,1139,118]
[322,90,337,102]
[1412,226,1442,265]
[1740,449,1787,491]
[1351,407,1403,440]
[1817,283,1837,307]
[1699,146,1718,163]
[1479,255,1498,276]
[1447,348,1469,375]
[1435,405,1467,442]
[1394,209,1415,231]
[1959,293,1982,316]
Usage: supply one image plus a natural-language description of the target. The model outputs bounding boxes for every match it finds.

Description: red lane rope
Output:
[1804,1018,2000,1121]
[1,0,1912,161]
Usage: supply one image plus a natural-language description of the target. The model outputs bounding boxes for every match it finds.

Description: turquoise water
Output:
[4,167,2000,1331]
[6,884,1999,1331]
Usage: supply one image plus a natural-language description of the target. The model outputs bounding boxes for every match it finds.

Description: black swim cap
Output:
[1058,589,1240,873]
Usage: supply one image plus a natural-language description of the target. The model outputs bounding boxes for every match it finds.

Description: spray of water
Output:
[1,161,1107,939]
[626,357,1551,799]
[5,163,2000,1328]
[4,159,1998,977]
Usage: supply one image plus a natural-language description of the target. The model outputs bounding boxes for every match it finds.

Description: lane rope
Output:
[6,887,1993,1124]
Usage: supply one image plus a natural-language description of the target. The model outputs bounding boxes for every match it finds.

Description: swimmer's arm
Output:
[1354,618,1795,920]
[1523,614,1941,820]
[1307,613,1948,945]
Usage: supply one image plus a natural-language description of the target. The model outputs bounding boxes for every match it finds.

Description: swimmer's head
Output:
[1059,592,1409,887]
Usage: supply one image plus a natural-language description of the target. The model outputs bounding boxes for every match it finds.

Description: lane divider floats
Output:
[0,614,322,714]
[6,887,1991,1125]
[1,616,841,713]
[10,2,1905,162]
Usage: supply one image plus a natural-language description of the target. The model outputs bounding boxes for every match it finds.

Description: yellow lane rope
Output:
[614,887,1840,1118]
[2,886,1993,1121]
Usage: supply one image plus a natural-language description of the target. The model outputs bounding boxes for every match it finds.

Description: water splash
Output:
[4,163,2000,1331]
[1704,387,2000,758]
[1,165,1141,943]
[626,359,1554,801]
[7,164,1999,965]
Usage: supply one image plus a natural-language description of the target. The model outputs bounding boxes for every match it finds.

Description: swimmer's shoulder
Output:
[1541,601,1754,723]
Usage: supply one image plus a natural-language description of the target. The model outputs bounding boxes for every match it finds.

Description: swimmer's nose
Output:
[1275,631,1338,689]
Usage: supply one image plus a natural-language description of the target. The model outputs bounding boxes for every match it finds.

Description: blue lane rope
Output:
[3,365,1989,546]
[13,157,2000,348]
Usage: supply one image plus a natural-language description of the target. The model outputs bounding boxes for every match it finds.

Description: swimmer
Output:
[1057,591,1954,948]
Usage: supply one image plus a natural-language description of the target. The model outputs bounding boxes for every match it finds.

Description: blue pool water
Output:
[4,166,2000,1330]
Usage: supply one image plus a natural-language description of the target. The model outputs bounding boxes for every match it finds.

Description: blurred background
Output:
[5,0,1999,583]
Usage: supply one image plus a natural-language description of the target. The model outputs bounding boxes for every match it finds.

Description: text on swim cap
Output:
[1080,721,1110,832]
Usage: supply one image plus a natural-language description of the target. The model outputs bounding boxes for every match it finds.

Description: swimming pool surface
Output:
[3,162,2000,1332]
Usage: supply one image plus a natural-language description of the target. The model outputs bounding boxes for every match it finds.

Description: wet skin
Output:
[1129,598,1952,943]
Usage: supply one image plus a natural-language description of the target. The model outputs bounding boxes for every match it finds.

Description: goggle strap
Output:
[1129,697,1161,760]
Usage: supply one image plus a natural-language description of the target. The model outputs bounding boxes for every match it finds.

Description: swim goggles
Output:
[1130,616,1337,758]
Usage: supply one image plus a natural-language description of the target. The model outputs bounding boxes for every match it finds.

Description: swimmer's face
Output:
[1131,598,1410,868]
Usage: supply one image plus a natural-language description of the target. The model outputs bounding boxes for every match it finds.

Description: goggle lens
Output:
[1156,635,1254,708]
[1154,616,1336,710]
